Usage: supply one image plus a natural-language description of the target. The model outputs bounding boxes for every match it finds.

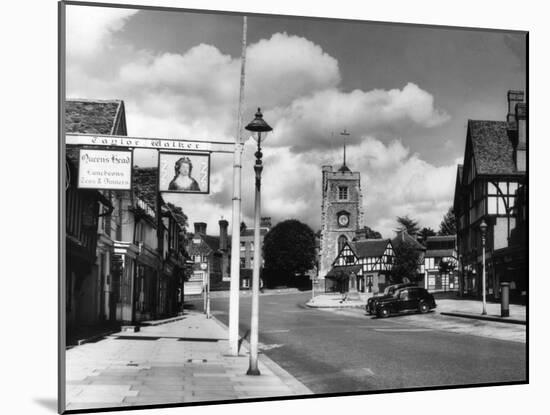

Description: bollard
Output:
[500,282,510,317]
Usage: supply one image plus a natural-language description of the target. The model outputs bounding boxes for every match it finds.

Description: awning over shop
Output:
[326,265,362,278]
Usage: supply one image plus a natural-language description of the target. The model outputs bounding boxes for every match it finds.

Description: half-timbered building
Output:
[422,235,458,292]
[327,239,395,294]
[454,90,527,299]
[65,99,126,334]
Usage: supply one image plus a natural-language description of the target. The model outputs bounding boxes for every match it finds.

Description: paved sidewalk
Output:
[436,299,526,324]
[65,311,311,411]
[307,293,526,324]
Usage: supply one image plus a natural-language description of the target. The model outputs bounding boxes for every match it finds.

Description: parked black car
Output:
[374,287,436,318]
[365,283,417,315]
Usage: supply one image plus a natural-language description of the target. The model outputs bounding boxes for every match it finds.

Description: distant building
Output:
[328,239,395,294]
[422,235,458,292]
[453,90,527,299]
[186,220,231,293]
[239,217,271,288]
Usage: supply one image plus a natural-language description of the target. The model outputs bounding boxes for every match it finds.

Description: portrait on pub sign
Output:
[158,152,210,194]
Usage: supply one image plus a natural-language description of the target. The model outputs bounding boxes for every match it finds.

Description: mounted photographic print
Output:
[158,152,210,194]
[59,0,528,414]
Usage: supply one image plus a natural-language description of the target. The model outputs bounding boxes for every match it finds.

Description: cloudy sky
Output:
[65,4,526,238]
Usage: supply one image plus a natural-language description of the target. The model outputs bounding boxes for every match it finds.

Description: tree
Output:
[357,226,382,239]
[395,215,420,236]
[391,240,421,284]
[165,202,188,230]
[418,227,436,244]
[240,221,247,234]
[438,207,457,236]
[263,219,316,288]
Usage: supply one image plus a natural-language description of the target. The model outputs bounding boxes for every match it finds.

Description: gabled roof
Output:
[392,231,426,251]
[65,99,127,166]
[468,120,521,176]
[187,235,214,257]
[65,99,125,135]
[351,239,391,258]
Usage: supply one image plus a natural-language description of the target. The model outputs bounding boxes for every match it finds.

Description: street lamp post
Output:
[480,220,488,315]
[245,108,272,376]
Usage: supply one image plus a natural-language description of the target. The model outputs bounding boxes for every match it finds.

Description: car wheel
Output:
[378,308,390,318]
[419,302,430,314]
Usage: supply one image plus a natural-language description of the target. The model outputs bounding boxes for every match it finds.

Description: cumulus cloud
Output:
[66,6,138,62]
[266,83,450,151]
[65,7,456,238]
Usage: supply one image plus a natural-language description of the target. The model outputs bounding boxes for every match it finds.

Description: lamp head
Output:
[245,108,272,143]
[479,219,488,234]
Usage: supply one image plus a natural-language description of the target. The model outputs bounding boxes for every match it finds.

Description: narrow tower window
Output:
[338,186,348,200]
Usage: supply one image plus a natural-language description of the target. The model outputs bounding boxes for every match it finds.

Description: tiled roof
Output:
[65,99,125,166]
[351,239,390,258]
[327,264,362,277]
[187,237,213,256]
[468,120,521,176]
[188,233,230,254]
[392,231,426,251]
[133,167,159,210]
[425,249,456,258]
[202,235,221,251]
[426,235,455,243]
[65,99,123,135]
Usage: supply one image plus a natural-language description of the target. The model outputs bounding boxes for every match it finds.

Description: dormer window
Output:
[338,186,348,200]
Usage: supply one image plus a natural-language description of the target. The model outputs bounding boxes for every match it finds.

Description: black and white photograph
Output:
[57,0,532,413]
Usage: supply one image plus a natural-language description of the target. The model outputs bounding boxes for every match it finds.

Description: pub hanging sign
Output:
[77,148,133,190]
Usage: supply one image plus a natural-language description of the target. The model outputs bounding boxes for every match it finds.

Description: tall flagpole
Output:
[229,16,247,355]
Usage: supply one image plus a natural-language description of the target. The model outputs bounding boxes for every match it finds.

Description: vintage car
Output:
[365,283,417,315]
[374,287,436,318]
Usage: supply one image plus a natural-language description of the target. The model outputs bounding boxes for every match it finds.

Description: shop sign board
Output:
[77,148,133,190]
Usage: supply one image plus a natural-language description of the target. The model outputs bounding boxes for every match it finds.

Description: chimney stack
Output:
[194,222,207,235]
[260,217,272,230]
[515,102,527,172]
[219,219,229,251]
[506,90,524,128]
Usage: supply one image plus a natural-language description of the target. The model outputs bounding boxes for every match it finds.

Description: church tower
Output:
[319,141,364,283]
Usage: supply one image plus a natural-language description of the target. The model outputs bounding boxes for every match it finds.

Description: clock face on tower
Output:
[338,213,349,227]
